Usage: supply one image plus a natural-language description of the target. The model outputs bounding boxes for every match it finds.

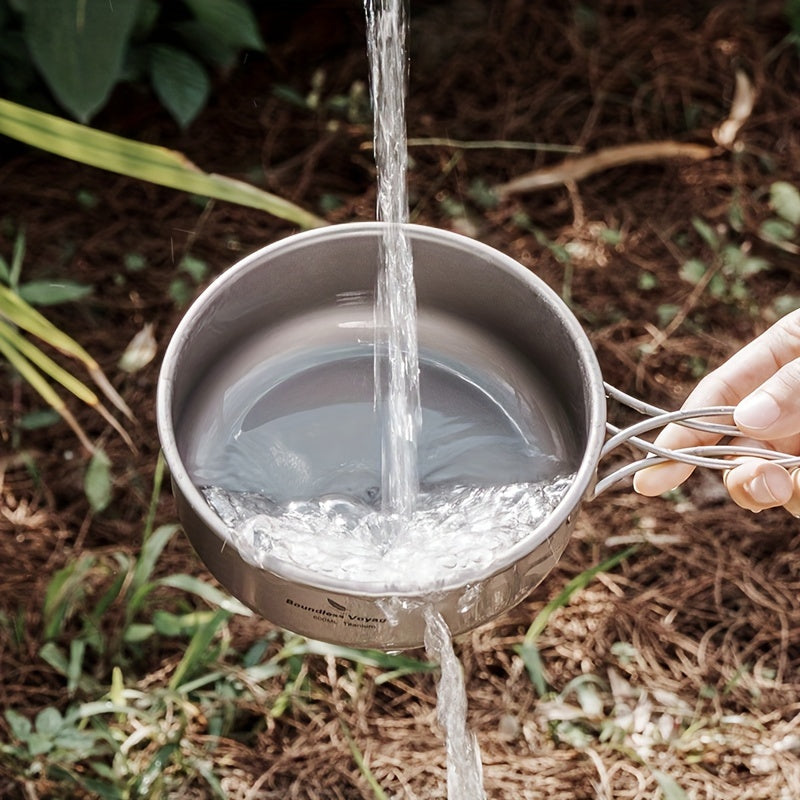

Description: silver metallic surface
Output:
[156,223,606,649]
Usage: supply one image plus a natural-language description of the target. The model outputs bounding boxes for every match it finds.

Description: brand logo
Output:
[284,596,386,627]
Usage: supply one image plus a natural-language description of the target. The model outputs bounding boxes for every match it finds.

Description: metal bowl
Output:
[156,223,606,649]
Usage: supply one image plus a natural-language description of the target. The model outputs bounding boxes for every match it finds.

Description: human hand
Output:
[633,309,800,516]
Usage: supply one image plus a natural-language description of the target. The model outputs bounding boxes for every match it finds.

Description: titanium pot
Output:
[158,222,782,650]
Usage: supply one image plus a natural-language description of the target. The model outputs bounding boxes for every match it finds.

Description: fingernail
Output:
[744,473,784,506]
[735,392,781,431]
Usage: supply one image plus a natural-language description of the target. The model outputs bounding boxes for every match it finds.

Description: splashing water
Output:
[365,0,421,522]
[203,475,573,590]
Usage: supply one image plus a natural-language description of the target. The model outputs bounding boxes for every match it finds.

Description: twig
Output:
[407,136,582,154]
[495,141,716,196]
[360,137,583,154]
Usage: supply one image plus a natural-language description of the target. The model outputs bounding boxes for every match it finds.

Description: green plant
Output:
[0,0,266,128]
[0,229,133,460]
[274,69,372,127]
[1,454,435,797]
[515,547,637,697]
[513,547,695,800]
[677,216,771,311]
[0,98,326,230]
[759,180,800,252]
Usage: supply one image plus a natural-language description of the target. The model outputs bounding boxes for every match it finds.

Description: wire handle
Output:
[592,383,800,498]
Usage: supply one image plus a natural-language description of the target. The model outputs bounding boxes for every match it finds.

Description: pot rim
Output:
[156,222,607,598]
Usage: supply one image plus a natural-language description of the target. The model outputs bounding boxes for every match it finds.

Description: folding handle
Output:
[592,383,800,498]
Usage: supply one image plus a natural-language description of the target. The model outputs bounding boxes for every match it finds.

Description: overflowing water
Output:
[424,607,487,800]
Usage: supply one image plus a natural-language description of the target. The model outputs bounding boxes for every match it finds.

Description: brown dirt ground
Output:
[2,0,800,797]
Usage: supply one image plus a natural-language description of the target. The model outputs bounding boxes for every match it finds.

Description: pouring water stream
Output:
[365,1,486,796]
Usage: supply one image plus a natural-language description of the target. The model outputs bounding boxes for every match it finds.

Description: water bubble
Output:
[201,474,573,592]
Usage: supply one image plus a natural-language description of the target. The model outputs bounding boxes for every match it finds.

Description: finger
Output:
[722,459,794,512]
[632,378,737,496]
[633,460,694,496]
[733,356,800,440]
[711,309,800,402]
[785,468,800,518]
[634,311,800,498]
[655,310,800,452]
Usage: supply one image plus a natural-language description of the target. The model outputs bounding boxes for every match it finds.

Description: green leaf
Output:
[35,706,63,737]
[638,271,658,290]
[184,0,265,51]
[84,449,112,513]
[691,217,719,250]
[10,228,25,288]
[19,408,61,430]
[149,44,210,129]
[770,294,800,317]
[651,768,689,800]
[599,227,623,246]
[787,0,800,31]
[133,743,178,797]
[18,280,92,306]
[153,610,191,636]
[169,277,192,307]
[39,641,70,675]
[122,622,155,643]
[514,641,549,696]
[24,0,141,122]
[131,523,180,597]
[0,98,326,229]
[737,256,770,277]
[708,273,726,299]
[179,254,208,282]
[67,638,86,695]
[169,609,230,690]
[769,181,800,225]
[52,728,99,753]
[760,217,796,243]
[679,258,707,285]
[26,732,53,756]
[173,20,240,68]
[5,709,33,741]
[42,555,95,639]
[133,0,160,38]
[157,573,253,616]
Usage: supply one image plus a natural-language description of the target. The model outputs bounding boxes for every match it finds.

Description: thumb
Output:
[733,357,800,440]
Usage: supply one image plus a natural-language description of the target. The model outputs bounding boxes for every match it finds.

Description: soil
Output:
[2,1,800,798]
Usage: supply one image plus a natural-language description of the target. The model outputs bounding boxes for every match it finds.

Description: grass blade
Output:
[278,637,436,680]
[515,546,638,695]
[131,523,181,593]
[0,283,134,421]
[0,97,326,230]
[522,546,638,647]
[0,318,98,404]
[340,719,389,800]
[169,609,230,690]
[0,332,94,452]
[0,318,134,449]
[157,573,253,617]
